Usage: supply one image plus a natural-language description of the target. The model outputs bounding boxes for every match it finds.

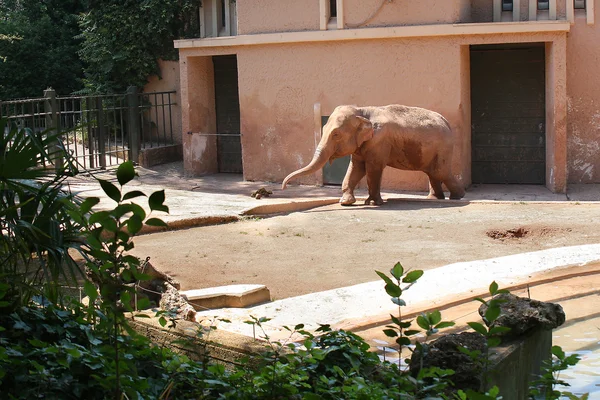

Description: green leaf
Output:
[159,316,167,327]
[551,345,566,360]
[489,281,499,295]
[474,297,487,304]
[80,197,100,214]
[396,336,411,346]
[89,210,111,225]
[84,281,98,303]
[429,310,442,325]
[385,283,402,298]
[376,270,394,286]
[294,323,304,330]
[113,203,146,220]
[145,217,168,227]
[122,190,147,200]
[434,321,456,329]
[404,330,421,336]
[390,262,404,280]
[117,161,136,186]
[136,297,150,310]
[487,337,501,347]
[99,179,121,203]
[127,214,143,235]
[402,270,424,283]
[149,190,169,213]
[383,329,398,337]
[485,305,501,323]
[391,297,406,306]
[416,315,430,330]
[488,326,511,335]
[100,217,118,233]
[467,322,488,335]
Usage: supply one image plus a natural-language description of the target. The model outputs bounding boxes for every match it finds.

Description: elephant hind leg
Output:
[444,176,465,200]
[427,176,445,200]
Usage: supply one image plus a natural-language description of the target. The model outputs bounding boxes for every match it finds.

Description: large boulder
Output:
[478,293,565,339]
[410,332,487,391]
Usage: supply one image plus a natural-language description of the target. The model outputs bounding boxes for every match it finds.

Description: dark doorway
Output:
[321,115,350,185]
[470,44,546,184]
[213,55,242,173]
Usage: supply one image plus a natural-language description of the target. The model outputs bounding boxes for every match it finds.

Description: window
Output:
[502,0,513,11]
[574,0,586,9]
[330,0,337,18]
[538,1,549,10]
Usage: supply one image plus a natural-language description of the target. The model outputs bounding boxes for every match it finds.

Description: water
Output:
[553,316,600,399]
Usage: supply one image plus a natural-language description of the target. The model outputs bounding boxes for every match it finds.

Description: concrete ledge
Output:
[138,144,183,168]
[139,215,239,235]
[242,198,340,215]
[175,21,570,49]
[129,316,265,369]
[182,284,271,309]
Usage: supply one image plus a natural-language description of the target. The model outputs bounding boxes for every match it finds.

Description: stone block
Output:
[181,284,271,310]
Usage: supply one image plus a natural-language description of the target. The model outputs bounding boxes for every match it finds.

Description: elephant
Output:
[281,104,465,205]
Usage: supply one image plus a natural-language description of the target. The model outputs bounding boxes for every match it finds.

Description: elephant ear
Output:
[354,116,373,148]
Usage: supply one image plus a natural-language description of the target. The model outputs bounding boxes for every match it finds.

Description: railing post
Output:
[126,86,140,164]
[44,88,62,170]
[96,96,106,169]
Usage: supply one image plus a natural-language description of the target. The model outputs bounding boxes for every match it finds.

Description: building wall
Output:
[237,0,472,34]
[344,0,471,28]
[566,10,600,183]
[144,59,183,145]
[237,0,320,34]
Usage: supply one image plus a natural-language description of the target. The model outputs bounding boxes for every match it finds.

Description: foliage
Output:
[0,0,85,98]
[0,118,82,309]
[529,345,588,400]
[78,0,199,94]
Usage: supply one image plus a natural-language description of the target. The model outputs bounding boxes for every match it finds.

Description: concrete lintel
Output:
[174,21,571,49]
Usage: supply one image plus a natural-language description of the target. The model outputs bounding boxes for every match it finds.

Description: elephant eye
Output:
[331,130,341,139]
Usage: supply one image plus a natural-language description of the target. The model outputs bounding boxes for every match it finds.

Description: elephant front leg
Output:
[427,176,445,200]
[340,156,366,206]
[365,165,384,205]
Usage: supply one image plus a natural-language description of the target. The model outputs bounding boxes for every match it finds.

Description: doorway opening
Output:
[470,44,546,184]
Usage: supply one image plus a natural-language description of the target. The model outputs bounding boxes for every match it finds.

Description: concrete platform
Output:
[181,284,271,310]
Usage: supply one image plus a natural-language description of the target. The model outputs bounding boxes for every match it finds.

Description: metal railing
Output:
[0,87,178,170]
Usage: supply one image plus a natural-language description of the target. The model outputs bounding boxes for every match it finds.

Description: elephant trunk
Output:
[282,146,332,189]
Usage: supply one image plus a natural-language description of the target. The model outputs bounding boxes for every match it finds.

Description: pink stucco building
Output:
[174,0,599,194]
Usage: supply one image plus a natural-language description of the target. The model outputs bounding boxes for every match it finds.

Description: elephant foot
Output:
[340,193,356,206]
[364,195,384,206]
[426,193,445,200]
[449,192,465,200]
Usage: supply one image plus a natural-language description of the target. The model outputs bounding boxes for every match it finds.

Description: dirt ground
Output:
[130,200,600,300]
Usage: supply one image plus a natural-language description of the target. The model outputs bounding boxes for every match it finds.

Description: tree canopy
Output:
[0,0,198,99]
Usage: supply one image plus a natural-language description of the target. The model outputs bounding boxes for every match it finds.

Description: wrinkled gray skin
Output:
[282,105,465,205]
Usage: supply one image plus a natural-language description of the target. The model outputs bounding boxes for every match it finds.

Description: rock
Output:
[160,283,196,322]
[410,332,487,391]
[478,293,565,339]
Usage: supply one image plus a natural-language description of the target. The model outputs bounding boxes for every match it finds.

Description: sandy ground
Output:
[129,200,600,300]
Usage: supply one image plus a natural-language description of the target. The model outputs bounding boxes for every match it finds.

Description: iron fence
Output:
[0,87,178,170]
